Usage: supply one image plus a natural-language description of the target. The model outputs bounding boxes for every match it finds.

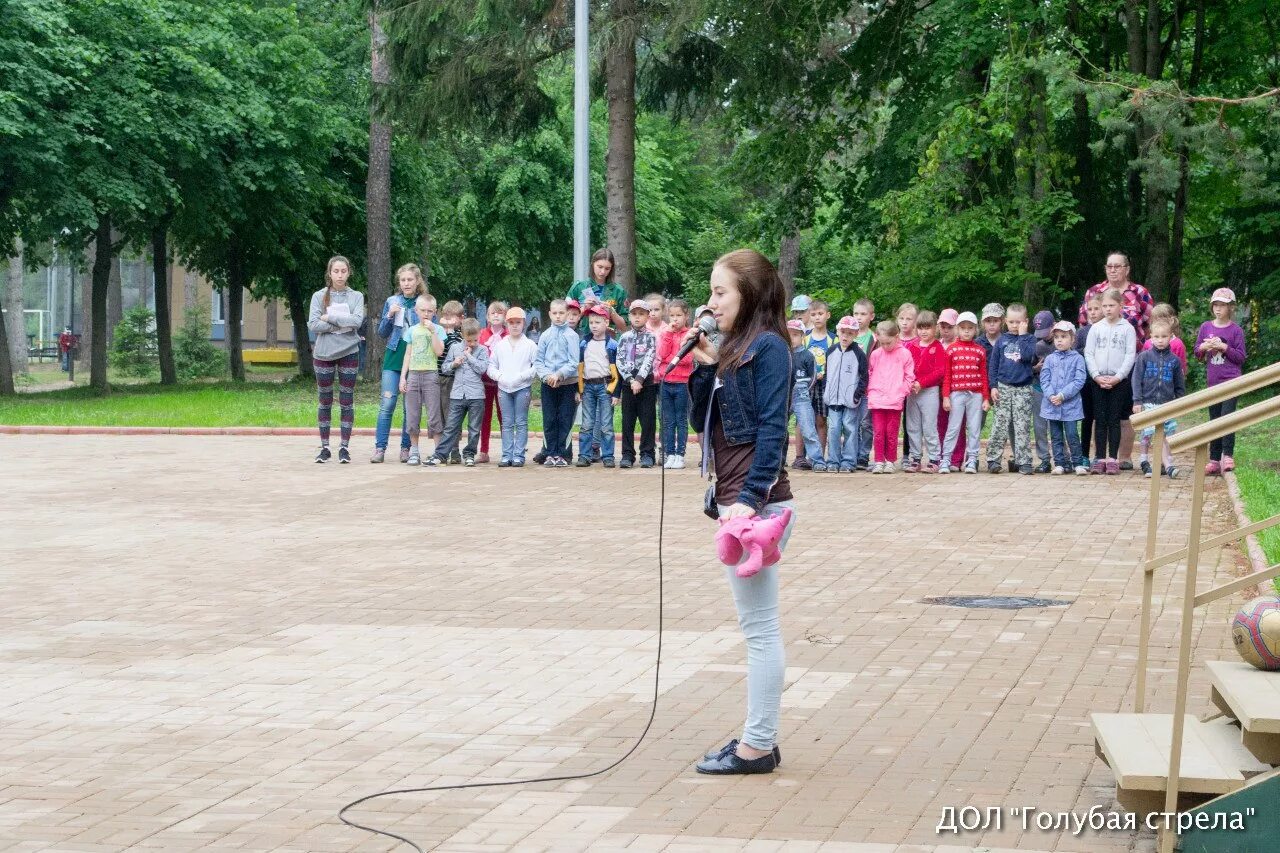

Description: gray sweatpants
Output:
[943,390,984,465]
[404,370,443,442]
[905,386,941,464]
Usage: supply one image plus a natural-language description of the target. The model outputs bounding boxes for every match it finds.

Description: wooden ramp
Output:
[1091,712,1271,814]
[1206,659,1280,763]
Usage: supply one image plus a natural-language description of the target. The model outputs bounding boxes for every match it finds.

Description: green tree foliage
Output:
[110,306,158,377]
[172,307,225,381]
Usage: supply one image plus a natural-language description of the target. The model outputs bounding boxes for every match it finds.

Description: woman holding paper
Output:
[308,255,365,463]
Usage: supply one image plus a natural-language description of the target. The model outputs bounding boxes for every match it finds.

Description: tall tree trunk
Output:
[283,265,313,378]
[152,224,177,385]
[0,293,12,394]
[1066,1,1100,303]
[777,231,800,300]
[605,0,638,299]
[5,238,27,375]
[90,216,112,394]
[80,240,93,368]
[106,229,122,349]
[265,299,279,348]
[1019,70,1050,310]
[365,5,392,380]
[227,237,246,381]
[1168,0,1206,311]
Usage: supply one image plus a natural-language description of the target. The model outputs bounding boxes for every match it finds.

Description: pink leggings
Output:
[872,408,902,463]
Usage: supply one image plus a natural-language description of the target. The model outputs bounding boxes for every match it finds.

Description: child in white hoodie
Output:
[486,306,539,467]
[1084,288,1137,475]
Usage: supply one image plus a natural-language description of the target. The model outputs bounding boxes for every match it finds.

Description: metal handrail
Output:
[1130,361,1280,430]
[1167,395,1280,453]
[1127,357,1280,853]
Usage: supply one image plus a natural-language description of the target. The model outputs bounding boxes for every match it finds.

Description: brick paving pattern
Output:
[0,436,1248,852]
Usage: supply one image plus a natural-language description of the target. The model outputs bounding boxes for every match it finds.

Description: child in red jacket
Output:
[904,310,946,472]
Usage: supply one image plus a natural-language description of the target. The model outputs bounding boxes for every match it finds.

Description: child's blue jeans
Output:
[578,382,615,461]
[792,389,823,464]
[826,399,865,470]
[1048,418,1083,469]
[661,381,689,455]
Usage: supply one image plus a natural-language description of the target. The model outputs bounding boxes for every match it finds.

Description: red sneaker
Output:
[1205,460,1221,476]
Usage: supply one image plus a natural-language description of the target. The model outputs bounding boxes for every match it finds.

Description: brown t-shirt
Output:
[710,403,792,508]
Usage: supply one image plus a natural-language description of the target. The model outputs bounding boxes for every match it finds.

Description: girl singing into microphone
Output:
[686,249,796,775]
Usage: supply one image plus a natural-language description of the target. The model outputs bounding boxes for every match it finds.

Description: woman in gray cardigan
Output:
[308,256,365,463]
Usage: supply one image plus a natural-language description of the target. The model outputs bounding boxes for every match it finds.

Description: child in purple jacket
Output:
[1193,288,1247,475]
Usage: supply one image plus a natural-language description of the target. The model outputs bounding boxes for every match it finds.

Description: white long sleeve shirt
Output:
[486,334,539,393]
[1084,317,1137,380]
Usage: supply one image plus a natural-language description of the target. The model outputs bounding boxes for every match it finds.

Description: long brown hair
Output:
[591,247,615,283]
[323,255,352,309]
[713,249,789,377]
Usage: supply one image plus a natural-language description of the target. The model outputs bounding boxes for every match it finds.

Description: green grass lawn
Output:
[1230,403,1280,590]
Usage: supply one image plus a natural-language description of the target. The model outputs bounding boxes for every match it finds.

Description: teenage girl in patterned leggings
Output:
[308,256,365,463]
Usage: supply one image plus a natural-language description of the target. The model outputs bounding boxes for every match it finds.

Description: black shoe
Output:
[1140,460,1153,477]
[449,451,462,465]
[338,447,351,464]
[1120,460,1134,471]
[575,457,591,467]
[794,458,813,471]
[1019,463,1033,475]
[315,447,331,463]
[639,455,654,469]
[987,462,1002,474]
[619,457,634,469]
[702,739,782,768]
[603,458,615,468]
[695,749,777,775]
[533,451,548,465]
[498,459,513,468]
[512,460,525,467]
[1035,461,1051,475]
[590,452,602,463]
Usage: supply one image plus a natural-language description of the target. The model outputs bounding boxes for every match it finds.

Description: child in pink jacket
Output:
[867,319,916,473]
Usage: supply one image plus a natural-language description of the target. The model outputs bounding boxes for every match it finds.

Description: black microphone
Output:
[665,315,718,375]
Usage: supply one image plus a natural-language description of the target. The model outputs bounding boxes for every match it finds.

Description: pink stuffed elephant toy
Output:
[715,507,793,578]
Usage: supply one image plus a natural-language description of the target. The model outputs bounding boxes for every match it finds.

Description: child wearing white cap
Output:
[1194,287,1247,475]
[822,316,870,472]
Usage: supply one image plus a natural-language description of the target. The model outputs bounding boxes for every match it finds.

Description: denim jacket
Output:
[376,294,419,354]
[690,331,793,513]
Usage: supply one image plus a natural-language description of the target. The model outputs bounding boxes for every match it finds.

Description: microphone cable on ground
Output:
[337,461,668,851]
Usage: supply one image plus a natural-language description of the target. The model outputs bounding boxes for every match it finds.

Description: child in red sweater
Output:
[657,298,694,468]
[904,311,946,472]
[940,312,990,474]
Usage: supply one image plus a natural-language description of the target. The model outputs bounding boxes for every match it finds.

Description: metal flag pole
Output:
[572,0,589,282]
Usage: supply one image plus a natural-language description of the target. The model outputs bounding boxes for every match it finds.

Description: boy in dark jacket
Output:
[1131,318,1185,478]
[985,303,1038,474]
[788,320,823,470]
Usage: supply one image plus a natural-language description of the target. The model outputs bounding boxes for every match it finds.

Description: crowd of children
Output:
[335,262,1246,478]
[784,286,1246,477]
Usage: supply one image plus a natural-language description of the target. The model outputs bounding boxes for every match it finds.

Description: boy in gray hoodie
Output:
[429,318,490,466]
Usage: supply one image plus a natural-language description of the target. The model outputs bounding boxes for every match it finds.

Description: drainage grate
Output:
[923,595,1073,610]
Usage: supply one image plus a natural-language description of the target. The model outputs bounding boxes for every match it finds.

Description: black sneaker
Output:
[315,447,331,464]
[449,451,462,465]
[987,461,1002,474]
[1019,463,1034,475]
[575,457,591,467]
[794,458,814,471]
[603,458,615,468]
[1120,460,1134,471]
[640,455,654,469]
[1140,460,1153,477]
[338,447,351,464]
[1035,461,1052,475]
[533,451,548,465]
[619,457,634,469]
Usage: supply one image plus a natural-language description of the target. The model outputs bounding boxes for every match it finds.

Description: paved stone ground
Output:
[0,436,1250,853]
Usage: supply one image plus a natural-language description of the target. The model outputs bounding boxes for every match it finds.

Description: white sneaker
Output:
[670,454,686,469]
[407,449,421,466]
[1051,465,1065,475]
[937,465,949,475]
[871,462,883,474]
[1074,465,1090,476]
[663,455,675,469]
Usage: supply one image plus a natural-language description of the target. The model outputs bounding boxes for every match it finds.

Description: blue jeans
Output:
[660,382,689,455]
[792,391,823,464]
[578,382,615,460]
[716,499,796,751]
[540,382,577,459]
[1049,419,1083,469]
[826,399,865,469]
[375,369,411,451]
[498,387,531,463]
[857,405,873,466]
